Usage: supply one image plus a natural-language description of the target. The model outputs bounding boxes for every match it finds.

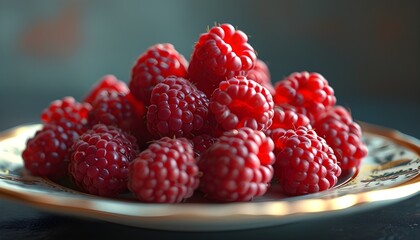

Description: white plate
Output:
[0,123,419,231]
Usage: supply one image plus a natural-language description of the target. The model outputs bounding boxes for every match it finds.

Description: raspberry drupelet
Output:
[129,43,188,105]
[69,124,138,197]
[314,106,368,171]
[146,76,210,138]
[210,76,274,131]
[188,23,257,97]
[198,127,275,202]
[128,137,199,203]
[272,126,342,195]
[274,71,336,124]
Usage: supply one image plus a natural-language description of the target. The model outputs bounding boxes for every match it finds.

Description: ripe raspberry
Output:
[272,126,341,195]
[41,96,91,125]
[313,106,368,171]
[210,76,274,131]
[270,104,311,130]
[69,124,138,197]
[22,120,85,179]
[246,59,275,95]
[188,23,257,96]
[274,72,336,123]
[129,43,188,105]
[147,76,210,138]
[83,75,129,104]
[189,134,217,158]
[198,127,275,202]
[128,137,199,203]
[88,90,142,137]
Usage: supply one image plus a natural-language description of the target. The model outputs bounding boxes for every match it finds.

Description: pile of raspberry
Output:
[22,23,368,203]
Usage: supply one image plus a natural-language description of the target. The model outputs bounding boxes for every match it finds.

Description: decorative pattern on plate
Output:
[0,123,419,231]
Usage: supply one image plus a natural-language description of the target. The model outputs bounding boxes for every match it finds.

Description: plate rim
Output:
[0,122,419,230]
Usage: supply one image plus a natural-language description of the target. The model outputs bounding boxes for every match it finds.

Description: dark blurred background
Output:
[0,0,419,137]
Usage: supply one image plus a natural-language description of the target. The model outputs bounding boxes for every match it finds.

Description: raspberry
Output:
[129,43,188,105]
[83,75,129,104]
[69,124,138,197]
[313,106,368,171]
[246,59,275,95]
[189,134,217,158]
[210,76,274,131]
[87,89,151,148]
[147,76,210,138]
[88,90,142,137]
[274,72,336,123]
[270,104,311,130]
[188,23,257,96]
[272,126,341,195]
[22,120,85,179]
[198,127,275,202]
[41,96,91,125]
[128,137,199,203]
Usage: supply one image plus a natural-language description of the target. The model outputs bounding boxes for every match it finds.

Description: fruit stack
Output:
[22,23,368,203]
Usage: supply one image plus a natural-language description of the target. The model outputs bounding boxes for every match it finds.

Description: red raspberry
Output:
[41,96,91,125]
[210,76,274,131]
[246,59,275,95]
[147,76,210,138]
[128,137,199,203]
[198,127,275,202]
[88,90,142,137]
[189,134,217,158]
[88,89,150,148]
[69,124,138,197]
[270,104,311,130]
[129,43,188,105]
[274,72,336,123]
[83,75,129,104]
[22,120,85,179]
[272,126,341,195]
[313,106,368,171]
[188,23,257,97]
